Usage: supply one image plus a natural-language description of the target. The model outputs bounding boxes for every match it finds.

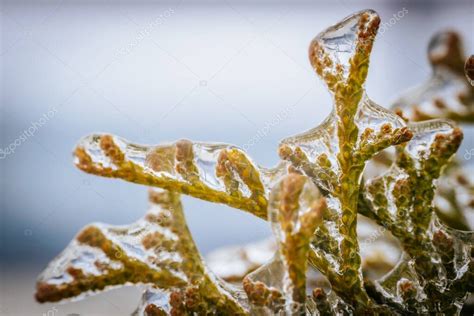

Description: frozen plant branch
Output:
[36,9,474,315]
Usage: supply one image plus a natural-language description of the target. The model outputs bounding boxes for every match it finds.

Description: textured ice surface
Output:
[392,31,474,122]
[36,10,473,315]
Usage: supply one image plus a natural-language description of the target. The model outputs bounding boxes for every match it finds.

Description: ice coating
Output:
[208,215,401,284]
[242,174,325,315]
[206,238,276,283]
[74,134,286,220]
[374,217,474,314]
[392,31,474,122]
[280,9,412,311]
[36,188,247,314]
[386,31,474,232]
[36,9,474,315]
[36,190,188,303]
[359,118,470,313]
[435,164,474,230]
[133,287,173,316]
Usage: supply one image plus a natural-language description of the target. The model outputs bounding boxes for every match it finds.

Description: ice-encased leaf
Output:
[388,32,474,233]
[435,163,474,230]
[35,9,474,315]
[359,118,470,313]
[207,215,401,284]
[243,173,325,315]
[280,9,411,311]
[392,31,474,122]
[74,134,286,220]
[36,188,247,315]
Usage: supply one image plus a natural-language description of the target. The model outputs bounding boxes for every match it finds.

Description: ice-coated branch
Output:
[243,173,325,315]
[74,134,285,220]
[35,9,474,315]
[280,10,411,310]
[271,174,325,314]
[392,31,474,122]
[358,119,473,313]
[360,120,462,252]
[36,188,248,315]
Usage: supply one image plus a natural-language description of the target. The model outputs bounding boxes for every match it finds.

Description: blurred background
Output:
[1,0,473,315]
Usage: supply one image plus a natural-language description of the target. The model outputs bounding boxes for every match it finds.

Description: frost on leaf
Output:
[36,9,474,315]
